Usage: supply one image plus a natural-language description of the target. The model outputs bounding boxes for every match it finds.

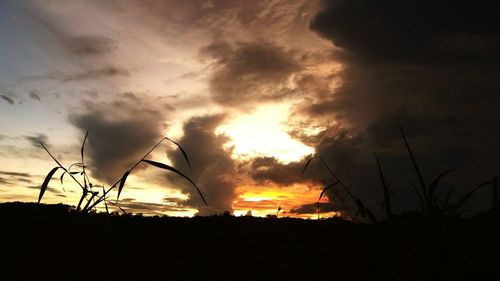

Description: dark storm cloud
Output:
[310,0,500,62]
[65,36,116,56]
[254,1,500,218]
[1,95,14,105]
[289,202,340,215]
[69,94,165,184]
[168,114,237,215]
[200,40,302,106]
[251,156,323,186]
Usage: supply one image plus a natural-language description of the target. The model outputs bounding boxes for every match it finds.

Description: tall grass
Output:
[38,131,207,213]
[301,125,499,222]
[399,124,495,215]
[374,153,392,219]
[302,156,376,222]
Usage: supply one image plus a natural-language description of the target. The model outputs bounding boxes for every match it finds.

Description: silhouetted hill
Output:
[0,202,498,281]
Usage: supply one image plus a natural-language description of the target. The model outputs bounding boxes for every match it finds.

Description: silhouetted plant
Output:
[399,124,496,215]
[302,156,376,222]
[316,181,339,220]
[38,131,207,213]
[373,153,392,219]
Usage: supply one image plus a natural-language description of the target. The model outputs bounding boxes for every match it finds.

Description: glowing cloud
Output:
[216,104,314,164]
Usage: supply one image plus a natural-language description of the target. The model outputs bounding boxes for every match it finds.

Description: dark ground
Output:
[0,202,498,281]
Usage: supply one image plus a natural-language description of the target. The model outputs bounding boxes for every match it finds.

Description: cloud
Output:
[29,91,41,101]
[300,1,500,214]
[64,36,116,56]
[1,95,14,105]
[25,66,130,82]
[250,156,316,186]
[310,0,500,62]
[69,93,167,184]
[168,114,237,215]
[0,177,11,185]
[253,1,500,218]
[289,202,340,215]
[0,171,35,186]
[24,134,49,148]
[201,40,302,107]
[116,198,189,215]
[62,66,129,81]
[0,171,33,178]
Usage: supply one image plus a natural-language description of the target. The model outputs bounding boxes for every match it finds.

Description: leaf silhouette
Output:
[40,143,64,168]
[39,167,60,203]
[447,179,493,213]
[59,171,79,191]
[318,181,340,202]
[116,170,131,203]
[301,155,317,174]
[399,124,427,198]
[165,137,191,170]
[60,172,66,191]
[427,169,456,206]
[142,159,207,206]
[355,199,366,218]
[107,200,128,214]
[374,153,391,217]
[81,130,88,162]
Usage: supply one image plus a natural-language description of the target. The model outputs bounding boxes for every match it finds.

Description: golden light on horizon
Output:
[232,183,342,219]
[216,104,314,164]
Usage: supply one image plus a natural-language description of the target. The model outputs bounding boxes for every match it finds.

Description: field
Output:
[1,202,498,280]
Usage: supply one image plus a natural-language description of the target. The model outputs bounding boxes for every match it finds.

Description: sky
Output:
[1,0,499,219]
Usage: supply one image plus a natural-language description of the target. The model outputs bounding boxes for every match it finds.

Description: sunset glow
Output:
[2,0,495,221]
[216,104,314,164]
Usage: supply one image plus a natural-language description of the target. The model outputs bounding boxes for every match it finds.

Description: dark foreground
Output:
[0,202,498,281]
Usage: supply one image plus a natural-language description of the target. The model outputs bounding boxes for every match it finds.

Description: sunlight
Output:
[233,183,328,218]
[216,104,314,164]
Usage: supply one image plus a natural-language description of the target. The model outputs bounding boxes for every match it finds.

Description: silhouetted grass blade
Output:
[60,172,66,191]
[81,130,88,161]
[301,155,317,174]
[443,186,455,208]
[107,200,127,214]
[165,137,191,170]
[403,169,426,211]
[318,181,340,202]
[399,124,427,197]
[39,167,60,203]
[116,170,131,203]
[447,179,494,213]
[374,153,392,218]
[142,159,207,206]
[40,142,64,168]
[355,199,366,218]
[102,186,109,214]
[428,169,456,207]
[59,171,79,191]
